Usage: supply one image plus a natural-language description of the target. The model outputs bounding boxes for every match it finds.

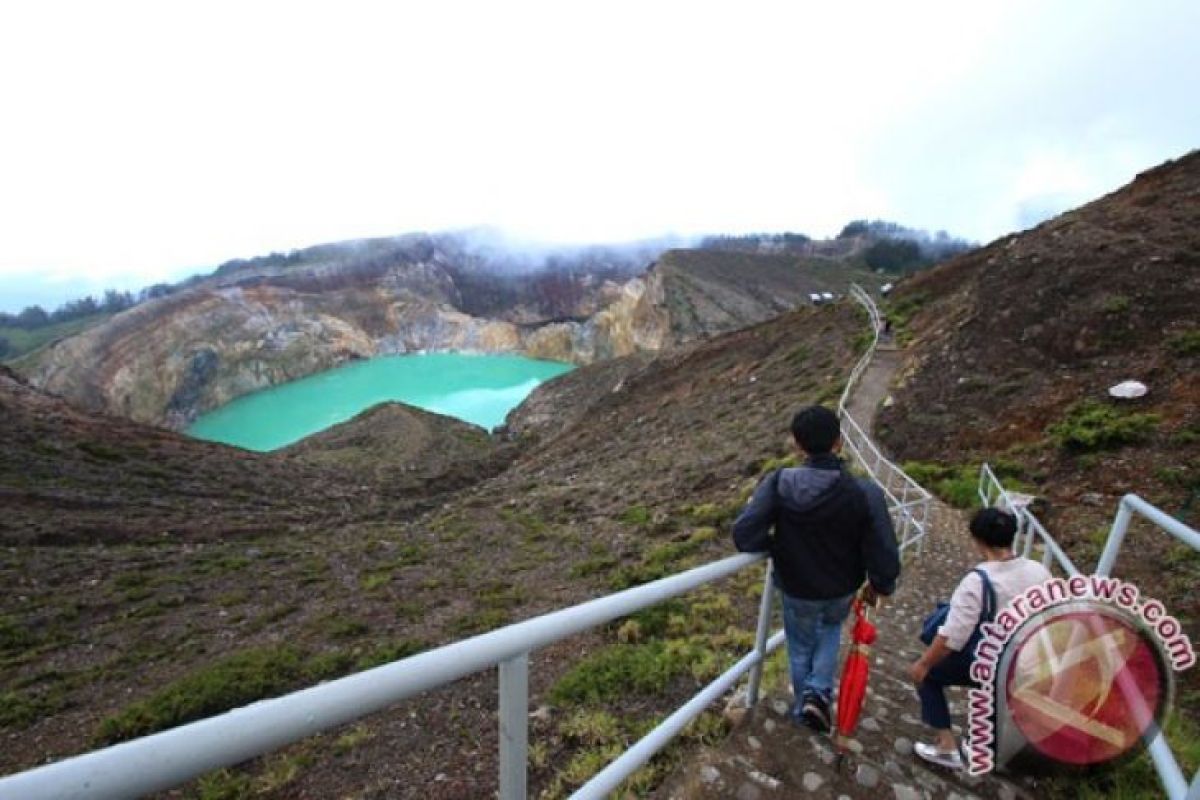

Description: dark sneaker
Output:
[800,693,831,734]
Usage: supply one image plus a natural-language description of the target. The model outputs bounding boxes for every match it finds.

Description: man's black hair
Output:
[969,507,1018,548]
[790,405,841,455]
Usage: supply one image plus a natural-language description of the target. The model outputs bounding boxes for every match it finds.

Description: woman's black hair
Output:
[969,507,1018,548]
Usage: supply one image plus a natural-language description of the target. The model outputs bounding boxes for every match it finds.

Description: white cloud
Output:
[0,0,1196,311]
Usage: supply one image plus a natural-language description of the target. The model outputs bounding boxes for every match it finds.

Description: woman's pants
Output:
[917,646,976,729]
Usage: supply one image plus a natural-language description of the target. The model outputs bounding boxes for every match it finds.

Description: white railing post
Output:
[498,653,529,800]
[746,562,776,707]
[1096,499,1134,577]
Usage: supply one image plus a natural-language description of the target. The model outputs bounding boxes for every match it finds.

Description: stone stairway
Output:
[654,502,1046,800]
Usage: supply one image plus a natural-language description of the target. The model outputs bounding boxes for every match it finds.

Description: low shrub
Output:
[901,461,981,509]
[95,646,311,744]
[1047,401,1159,452]
[549,643,686,705]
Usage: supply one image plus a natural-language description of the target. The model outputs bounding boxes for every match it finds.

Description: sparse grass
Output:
[1101,293,1131,314]
[94,635,424,746]
[1048,401,1160,452]
[309,614,370,640]
[500,508,549,540]
[449,607,511,636]
[1171,423,1200,446]
[76,440,127,462]
[478,580,526,610]
[334,723,376,755]
[0,615,35,653]
[194,769,253,800]
[1167,329,1200,357]
[569,555,618,579]
[620,505,652,526]
[354,638,425,670]
[0,689,62,729]
[95,646,313,744]
[756,453,799,475]
[609,538,703,590]
[360,571,391,592]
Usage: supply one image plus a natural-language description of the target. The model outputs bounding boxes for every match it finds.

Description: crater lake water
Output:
[186,353,574,451]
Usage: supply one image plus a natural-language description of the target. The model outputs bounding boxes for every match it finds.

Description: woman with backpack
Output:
[908,507,1051,770]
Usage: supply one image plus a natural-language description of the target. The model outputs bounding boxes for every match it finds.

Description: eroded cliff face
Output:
[22,263,669,428]
[20,242,868,429]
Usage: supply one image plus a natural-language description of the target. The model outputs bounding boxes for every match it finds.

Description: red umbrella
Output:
[835,597,877,755]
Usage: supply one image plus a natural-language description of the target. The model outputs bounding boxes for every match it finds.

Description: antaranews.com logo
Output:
[965,574,1195,776]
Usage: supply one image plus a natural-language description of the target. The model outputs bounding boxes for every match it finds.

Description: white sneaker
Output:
[914,741,964,771]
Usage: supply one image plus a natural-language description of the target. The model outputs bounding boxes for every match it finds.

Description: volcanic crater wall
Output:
[18,242,871,430]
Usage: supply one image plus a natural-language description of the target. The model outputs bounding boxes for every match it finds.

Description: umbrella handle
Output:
[853,596,871,623]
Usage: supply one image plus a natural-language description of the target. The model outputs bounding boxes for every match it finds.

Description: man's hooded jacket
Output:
[733,453,900,600]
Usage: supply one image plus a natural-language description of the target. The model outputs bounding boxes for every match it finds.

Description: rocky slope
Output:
[877,151,1200,663]
[0,365,510,545]
[17,235,879,430]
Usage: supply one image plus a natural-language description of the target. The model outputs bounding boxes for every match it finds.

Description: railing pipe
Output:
[746,562,776,706]
[498,654,529,800]
[1146,729,1189,800]
[571,632,786,800]
[0,553,764,800]
[1098,495,1200,577]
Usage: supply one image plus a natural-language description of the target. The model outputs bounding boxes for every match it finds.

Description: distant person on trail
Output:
[908,507,1051,771]
[732,405,901,733]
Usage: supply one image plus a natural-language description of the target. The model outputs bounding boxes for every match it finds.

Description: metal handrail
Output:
[977,463,1079,575]
[980,464,1200,800]
[0,284,935,800]
[839,284,934,552]
[0,554,778,800]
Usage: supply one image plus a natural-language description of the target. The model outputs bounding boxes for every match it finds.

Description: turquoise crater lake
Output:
[186,353,574,452]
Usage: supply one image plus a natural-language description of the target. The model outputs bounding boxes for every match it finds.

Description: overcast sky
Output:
[1,0,1196,312]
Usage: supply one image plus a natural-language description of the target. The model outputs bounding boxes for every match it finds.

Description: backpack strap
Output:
[972,568,997,625]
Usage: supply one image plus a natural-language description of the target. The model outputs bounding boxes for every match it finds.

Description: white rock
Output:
[1109,380,1148,399]
[861,716,881,732]
[701,765,721,785]
[747,735,762,751]
[892,785,922,800]
[802,772,824,792]
[855,763,881,788]
[763,719,777,734]
[894,737,914,756]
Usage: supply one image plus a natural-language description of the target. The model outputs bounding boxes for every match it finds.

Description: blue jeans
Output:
[917,647,976,729]
[780,590,854,710]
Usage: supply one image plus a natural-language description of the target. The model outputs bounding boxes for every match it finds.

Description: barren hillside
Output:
[878,150,1200,645]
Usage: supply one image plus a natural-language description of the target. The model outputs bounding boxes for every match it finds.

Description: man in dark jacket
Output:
[733,405,900,733]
